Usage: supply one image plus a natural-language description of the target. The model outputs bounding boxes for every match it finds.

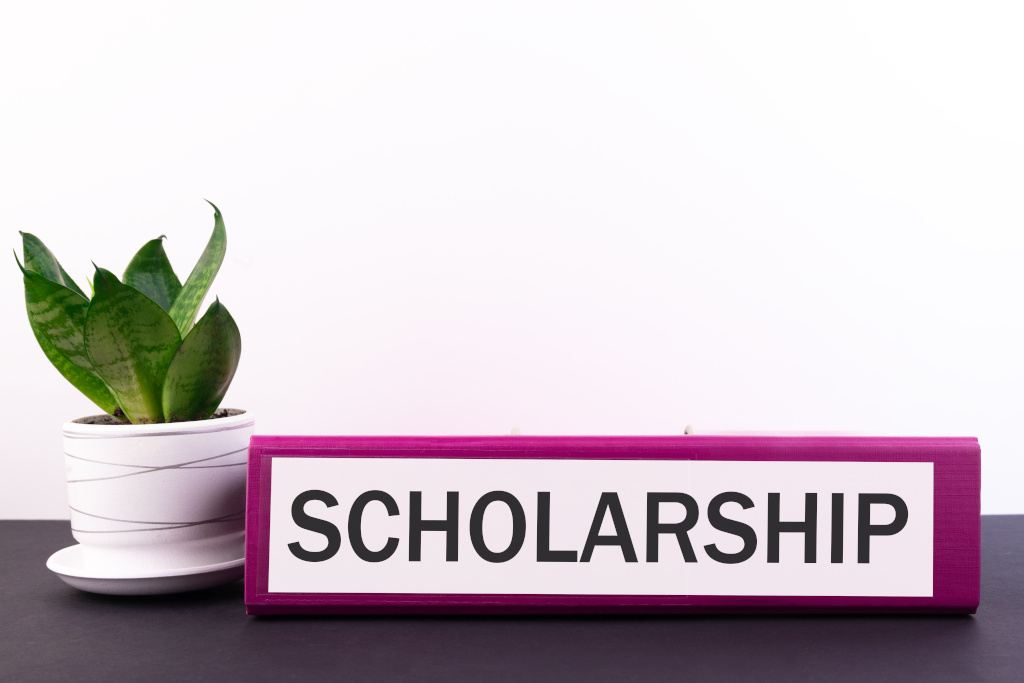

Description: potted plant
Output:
[15,201,253,595]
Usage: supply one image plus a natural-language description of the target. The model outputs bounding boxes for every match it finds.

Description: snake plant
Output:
[14,201,241,424]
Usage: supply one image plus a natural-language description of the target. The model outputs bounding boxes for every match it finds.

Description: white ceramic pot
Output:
[60,409,254,576]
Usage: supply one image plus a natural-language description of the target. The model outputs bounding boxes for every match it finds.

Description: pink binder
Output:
[244,435,979,615]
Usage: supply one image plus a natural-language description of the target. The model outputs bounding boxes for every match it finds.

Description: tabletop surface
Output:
[2,517,1022,682]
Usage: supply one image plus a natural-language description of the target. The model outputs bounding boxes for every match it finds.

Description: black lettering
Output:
[470,491,526,563]
[348,490,399,562]
[288,489,342,562]
[831,493,844,563]
[581,492,638,562]
[537,492,578,562]
[858,493,908,563]
[768,492,817,563]
[409,491,459,561]
[704,492,757,564]
[646,493,699,562]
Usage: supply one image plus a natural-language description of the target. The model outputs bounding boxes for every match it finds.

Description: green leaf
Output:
[123,236,182,312]
[85,267,182,424]
[16,255,118,414]
[21,232,87,299]
[162,299,241,422]
[168,201,226,335]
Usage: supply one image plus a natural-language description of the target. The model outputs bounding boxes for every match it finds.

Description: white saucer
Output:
[46,544,245,596]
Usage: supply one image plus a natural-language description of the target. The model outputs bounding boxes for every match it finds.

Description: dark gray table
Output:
[2,517,1021,682]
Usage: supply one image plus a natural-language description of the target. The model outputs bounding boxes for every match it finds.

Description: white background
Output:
[1,2,1020,518]
[269,458,933,596]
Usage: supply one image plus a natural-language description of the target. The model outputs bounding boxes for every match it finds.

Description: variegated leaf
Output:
[168,201,226,335]
[21,232,87,298]
[162,299,241,422]
[16,256,118,414]
[124,236,182,312]
[84,267,182,424]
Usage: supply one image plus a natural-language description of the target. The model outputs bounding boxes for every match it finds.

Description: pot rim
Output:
[62,408,253,439]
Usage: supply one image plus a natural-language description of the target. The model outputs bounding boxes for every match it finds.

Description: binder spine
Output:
[245,436,980,614]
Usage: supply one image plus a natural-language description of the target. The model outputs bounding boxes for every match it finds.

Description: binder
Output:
[244,435,979,614]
